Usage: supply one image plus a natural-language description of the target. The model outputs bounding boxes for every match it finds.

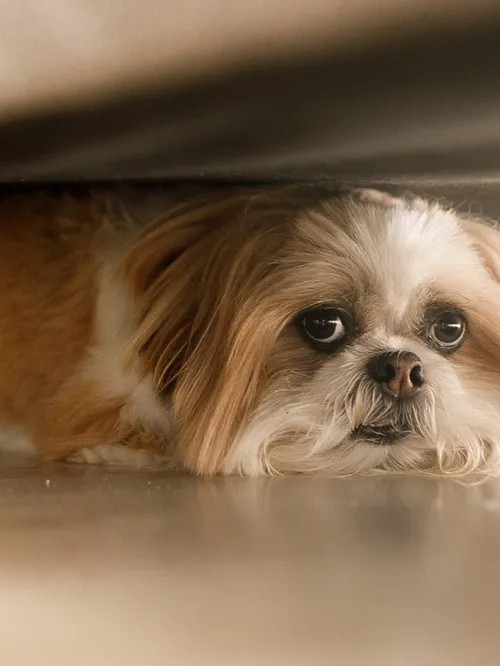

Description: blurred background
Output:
[1,0,500,198]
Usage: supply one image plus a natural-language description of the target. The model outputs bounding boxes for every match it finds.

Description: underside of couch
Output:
[2,0,500,189]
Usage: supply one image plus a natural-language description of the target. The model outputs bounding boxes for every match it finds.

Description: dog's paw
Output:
[67,444,170,469]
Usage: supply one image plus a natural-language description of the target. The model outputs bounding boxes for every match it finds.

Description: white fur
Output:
[224,196,500,477]
[86,263,173,432]
[73,261,174,466]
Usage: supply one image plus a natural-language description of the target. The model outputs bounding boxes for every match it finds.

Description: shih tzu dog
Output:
[1,185,500,476]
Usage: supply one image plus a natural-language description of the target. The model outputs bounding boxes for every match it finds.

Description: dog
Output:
[0,185,499,476]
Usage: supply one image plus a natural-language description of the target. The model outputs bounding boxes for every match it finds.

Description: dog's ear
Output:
[461,215,500,282]
[458,215,500,371]
[122,189,301,475]
[122,194,234,385]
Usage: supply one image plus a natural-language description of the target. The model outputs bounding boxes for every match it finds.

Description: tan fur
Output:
[0,186,500,478]
[0,193,98,454]
[0,192,170,461]
[453,216,500,399]
[462,215,500,282]
[123,188,327,473]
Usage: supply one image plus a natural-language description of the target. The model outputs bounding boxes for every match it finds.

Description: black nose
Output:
[366,351,424,399]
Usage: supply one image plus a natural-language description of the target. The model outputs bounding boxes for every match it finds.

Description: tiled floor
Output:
[1,457,499,665]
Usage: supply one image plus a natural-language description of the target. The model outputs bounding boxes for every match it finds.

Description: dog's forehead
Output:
[346,200,481,318]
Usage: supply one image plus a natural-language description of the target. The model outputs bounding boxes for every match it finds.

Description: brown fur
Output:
[123,187,329,473]
[0,193,100,455]
[1,186,500,478]
[0,186,332,471]
[0,192,171,459]
[453,217,500,397]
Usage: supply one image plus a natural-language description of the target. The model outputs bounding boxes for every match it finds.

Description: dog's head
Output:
[123,187,500,476]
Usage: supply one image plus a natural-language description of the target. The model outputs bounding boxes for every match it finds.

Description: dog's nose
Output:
[366,351,424,399]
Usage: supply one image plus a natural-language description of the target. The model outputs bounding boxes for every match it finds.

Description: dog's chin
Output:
[225,385,500,477]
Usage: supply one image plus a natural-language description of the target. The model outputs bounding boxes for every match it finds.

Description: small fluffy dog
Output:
[1,185,500,476]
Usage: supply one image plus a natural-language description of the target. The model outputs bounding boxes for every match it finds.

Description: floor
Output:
[1,456,500,665]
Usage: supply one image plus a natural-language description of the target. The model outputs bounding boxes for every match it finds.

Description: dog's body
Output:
[1,186,500,476]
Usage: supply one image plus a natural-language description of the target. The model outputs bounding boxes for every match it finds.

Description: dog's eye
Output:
[429,311,466,348]
[300,308,347,349]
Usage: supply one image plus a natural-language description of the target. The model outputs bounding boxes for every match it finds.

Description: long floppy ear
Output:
[458,214,500,369]
[461,214,500,281]
[121,187,313,475]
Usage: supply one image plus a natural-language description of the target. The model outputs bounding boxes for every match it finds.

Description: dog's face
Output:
[126,188,500,476]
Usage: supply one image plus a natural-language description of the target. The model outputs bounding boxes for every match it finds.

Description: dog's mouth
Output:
[352,424,408,445]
